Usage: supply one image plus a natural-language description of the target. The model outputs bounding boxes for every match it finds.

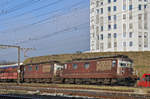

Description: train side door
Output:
[145,75,150,87]
[138,74,150,87]
[112,60,117,73]
[53,64,63,82]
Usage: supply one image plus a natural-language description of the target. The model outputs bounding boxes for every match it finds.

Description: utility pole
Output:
[0,45,35,85]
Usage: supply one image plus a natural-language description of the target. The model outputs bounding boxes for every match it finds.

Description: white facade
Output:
[90,0,150,52]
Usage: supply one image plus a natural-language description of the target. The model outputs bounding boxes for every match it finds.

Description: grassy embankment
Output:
[23,51,150,77]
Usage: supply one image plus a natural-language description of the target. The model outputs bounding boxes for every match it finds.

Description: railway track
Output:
[0,83,150,99]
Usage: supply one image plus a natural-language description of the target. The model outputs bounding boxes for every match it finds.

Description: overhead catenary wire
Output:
[0,0,65,21]
[0,23,89,57]
[0,0,87,33]
[32,25,89,52]
[0,0,85,26]
[2,2,150,45]
[0,0,41,16]
[90,0,150,9]
[14,22,89,45]
[0,0,17,8]
[1,1,149,33]
[1,0,148,33]
[0,0,149,47]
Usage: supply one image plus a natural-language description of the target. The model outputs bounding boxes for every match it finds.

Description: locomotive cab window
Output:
[84,63,90,69]
[145,75,150,81]
[73,64,78,69]
[35,65,39,71]
[112,60,116,67]
[120,63,126,67]
[24,67,26,71]
[28,66,32,71]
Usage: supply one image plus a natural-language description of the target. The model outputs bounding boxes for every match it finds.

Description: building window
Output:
[108,33,111,38]
[108,0,111,3]
[96,15,99,24]
[100,34,103,40]
[138,35,142,38]
[96,1,99,7]
[114,24,117,29]
[139,44,142,47]
[123,42,126,47]
[108,24,111,30]
[101,26,103,31]
[108,6,111,12]
[123,5,126,10]
[129,32,132,38]
[129,5,132,10]
[129,23,133,29]
[123,14,126,20]
[123,32,126,37]
[138,14,142,29]
[100,8,103,14]
[114,15,117,20]
[129,41,133,47]
[108,42,111,48]
[114,42,117,47]
[108,16,111,21]
[139,4,142,10]
[123,23,126,36]
[96,26,99,33]
[100,43,104,51]
[97,35,99,40]
[96,9,99,14]
[114,33,117,38]
[144,12,148,29]
[144,32,148,48]
[113,6,117,11]
[129,12,132,20]
[73,64,78,69]
[144,5,147,9]
[138,14,142,20]
[144,32,148,38]
[84,63,90,69]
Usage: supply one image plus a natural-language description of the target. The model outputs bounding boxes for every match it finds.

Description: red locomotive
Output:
[0,55,138,86]
[22,61,63,83]
[62,55,137,85]
[137,74,150,87]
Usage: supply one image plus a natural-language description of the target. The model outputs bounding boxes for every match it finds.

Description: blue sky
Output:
[0,0,90,62]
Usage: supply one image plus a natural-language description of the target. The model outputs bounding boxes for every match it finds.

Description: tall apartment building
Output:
[90,0,150,52]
